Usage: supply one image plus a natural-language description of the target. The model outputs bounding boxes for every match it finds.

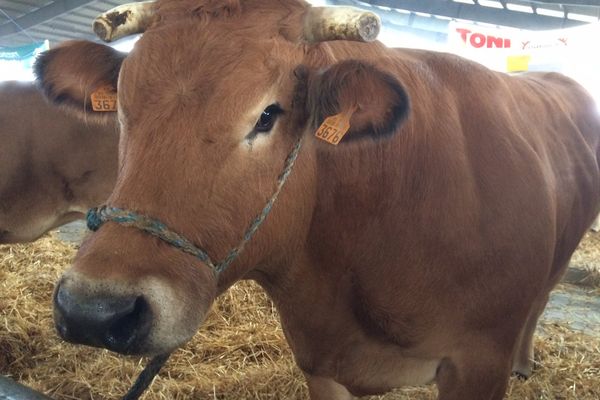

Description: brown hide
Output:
[0,81,119,243]
[37,1,600,399]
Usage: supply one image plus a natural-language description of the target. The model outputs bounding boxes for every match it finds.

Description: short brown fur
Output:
[0,81,119,243]
[36,1,600,399]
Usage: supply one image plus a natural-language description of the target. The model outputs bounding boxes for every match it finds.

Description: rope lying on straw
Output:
[122,354,170,400]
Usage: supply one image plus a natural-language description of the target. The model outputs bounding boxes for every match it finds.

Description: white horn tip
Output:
[93,10,134,42]
[93,18,114,42]
[93,2,155,42]
[304,7,382,43]
[356,12,381,42]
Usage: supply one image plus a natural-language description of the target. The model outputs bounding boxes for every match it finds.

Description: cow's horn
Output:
[303,6,381,43]
[93,1,155,42]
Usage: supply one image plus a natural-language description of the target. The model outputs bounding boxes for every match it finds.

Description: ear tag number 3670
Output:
[315,107,355,145]
[90,85,117,112]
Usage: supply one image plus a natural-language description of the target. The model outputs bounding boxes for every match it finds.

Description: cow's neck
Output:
[250,250,351,351]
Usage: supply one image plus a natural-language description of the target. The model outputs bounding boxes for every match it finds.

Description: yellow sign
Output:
[90,85,117,112]
[507,55,531,73]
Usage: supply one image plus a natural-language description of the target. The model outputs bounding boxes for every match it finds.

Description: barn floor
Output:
[539,233,600,338]
[0,228,599,399]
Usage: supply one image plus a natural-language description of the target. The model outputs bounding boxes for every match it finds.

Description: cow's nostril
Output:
[54,282,152,354]
[106,296,151,351]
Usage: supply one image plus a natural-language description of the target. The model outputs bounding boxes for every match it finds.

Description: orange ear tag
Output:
[90,85,118,112]
[314,107,356,145]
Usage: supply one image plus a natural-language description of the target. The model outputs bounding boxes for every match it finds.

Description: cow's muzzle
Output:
[53,279,152,354]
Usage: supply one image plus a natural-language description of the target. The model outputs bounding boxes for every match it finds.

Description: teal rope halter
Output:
[86,137,303,276]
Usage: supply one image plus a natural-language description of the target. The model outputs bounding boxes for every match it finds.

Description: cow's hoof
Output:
[512,371,530,381]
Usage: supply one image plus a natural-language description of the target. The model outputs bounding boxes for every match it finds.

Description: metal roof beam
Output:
[0,0,94,37]
[44,21,95,36]
[0,3,34,15]
[29,30,80,41]
[359,0,588,29]
[529,0,600,5]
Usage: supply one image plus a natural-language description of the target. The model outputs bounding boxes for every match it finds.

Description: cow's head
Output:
[38,0,409,356]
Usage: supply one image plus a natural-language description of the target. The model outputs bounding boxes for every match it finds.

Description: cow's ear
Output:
[34,40,125,116]
[307,60,409,143]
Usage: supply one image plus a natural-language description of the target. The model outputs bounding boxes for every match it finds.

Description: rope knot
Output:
[86,207,105,231]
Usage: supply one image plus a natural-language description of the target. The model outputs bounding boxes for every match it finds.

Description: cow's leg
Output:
[512,292,549,378]
[436,344,512,400]
[305,374,354,400]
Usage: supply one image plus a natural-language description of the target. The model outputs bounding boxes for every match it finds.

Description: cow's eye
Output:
[254,104,283,133]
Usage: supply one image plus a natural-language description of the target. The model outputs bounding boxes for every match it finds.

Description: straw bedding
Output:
[1,232,599,399]
[570,232,600,291]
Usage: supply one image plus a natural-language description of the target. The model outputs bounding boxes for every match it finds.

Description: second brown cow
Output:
[0,81,118,243]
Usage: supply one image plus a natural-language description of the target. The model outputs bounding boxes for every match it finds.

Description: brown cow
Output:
[36,1,600,399]
[0,81,119,244]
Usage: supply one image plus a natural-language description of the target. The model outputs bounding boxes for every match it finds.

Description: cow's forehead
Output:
[118,27,296,122]
[152,0,306,26]
[147,0,305,45]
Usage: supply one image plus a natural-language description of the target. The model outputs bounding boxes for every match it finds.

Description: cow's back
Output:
[510,71,600,277]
